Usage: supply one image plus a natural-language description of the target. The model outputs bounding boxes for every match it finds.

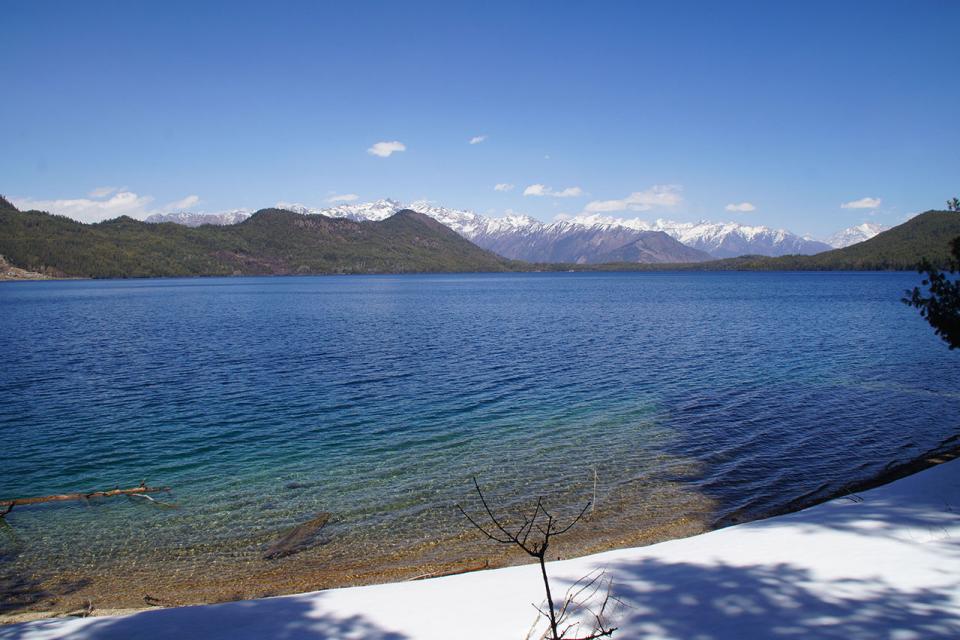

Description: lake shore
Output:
[0,256,52,281]
[5,442,959,638]
[3,271,957,631]
[0,477,717,623]
[3,440,959,630]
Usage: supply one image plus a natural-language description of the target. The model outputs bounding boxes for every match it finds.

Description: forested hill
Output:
[707,211,960,271]
[0,200,516,278]
[1,196,958,277]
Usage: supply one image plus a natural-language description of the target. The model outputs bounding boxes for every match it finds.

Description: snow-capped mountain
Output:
[145,210,251,226]
[558,214,832,259]
[665,221,832,257]
[297,199,829,261]
[277,200,401,222]
[296,200,710,263]
[145,199,840,263]
[827,222,888,248]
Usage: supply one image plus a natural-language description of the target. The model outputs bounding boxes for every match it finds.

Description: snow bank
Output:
[4,459,959,639]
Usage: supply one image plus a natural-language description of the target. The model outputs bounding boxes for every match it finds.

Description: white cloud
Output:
[841,197,881,209]
[13,191,155,223]
[584,184,683,213]
[469,135,487,145]
[367,141,406,157]
[88,186,118,198]
[167,194,200,210]
[494,183,515,192]
[328,193,359,203]
[12,190,207,223]
[523,184,584,198]
[583,200,626,213]
[725,202,756,212]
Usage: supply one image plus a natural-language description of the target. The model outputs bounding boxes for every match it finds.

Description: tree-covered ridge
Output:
[0,205,516,278]
[1,201,958,278]
[705,211,960,271]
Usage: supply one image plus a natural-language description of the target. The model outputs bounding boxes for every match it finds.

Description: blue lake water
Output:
[1,272,959,609]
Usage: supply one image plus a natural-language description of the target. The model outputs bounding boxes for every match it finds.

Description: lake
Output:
[2,272,958,612]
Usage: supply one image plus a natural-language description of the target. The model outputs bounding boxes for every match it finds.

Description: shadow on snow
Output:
[0,594,409,640]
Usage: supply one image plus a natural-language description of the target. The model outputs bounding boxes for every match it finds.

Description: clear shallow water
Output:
[1,272,959,610]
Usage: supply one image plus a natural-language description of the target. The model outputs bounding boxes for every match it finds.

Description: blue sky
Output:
[2,1,958,237]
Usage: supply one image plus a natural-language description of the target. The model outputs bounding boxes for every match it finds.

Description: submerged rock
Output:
[262,512,331,560]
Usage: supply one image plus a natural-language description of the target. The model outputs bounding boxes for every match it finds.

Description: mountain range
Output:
[145,210,251,227]
[3,195,957,277]
[1,198,514,278]
[146,199,886,263]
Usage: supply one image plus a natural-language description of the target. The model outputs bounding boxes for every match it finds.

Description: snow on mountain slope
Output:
[278,199,402,222]
[145,210,251,226]
[827,222,889,248]
[563,214,832,258]
[305,200,830,260]
[667,220,832,257]
[307,200,710,263]
[146,199,838,262]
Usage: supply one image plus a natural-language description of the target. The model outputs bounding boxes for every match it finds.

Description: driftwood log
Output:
[0,481,171,517]
[263,512,331,560]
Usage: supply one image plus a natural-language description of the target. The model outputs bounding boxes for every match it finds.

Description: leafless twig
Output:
[458,478,616,640]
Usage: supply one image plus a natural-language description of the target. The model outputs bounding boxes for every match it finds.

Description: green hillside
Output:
[2,196,957,277]
[708,210,960,271]
[0,200,515,278]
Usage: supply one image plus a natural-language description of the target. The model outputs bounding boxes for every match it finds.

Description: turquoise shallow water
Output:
[1,272,959,608]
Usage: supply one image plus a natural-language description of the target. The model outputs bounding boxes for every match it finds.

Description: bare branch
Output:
[471,477,517,542]
[518,496,544,547]
[566,570,604,608]
[554,500,592,537]
[458,478,616,640]
[573,628,619,640]
[456,503,514,544]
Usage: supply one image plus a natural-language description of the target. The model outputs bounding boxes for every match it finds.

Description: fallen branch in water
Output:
[0,481,171,517]
[127,493,179,509]
[262,512,332,560]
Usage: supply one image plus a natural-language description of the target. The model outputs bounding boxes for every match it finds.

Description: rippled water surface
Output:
[2,272,959,610]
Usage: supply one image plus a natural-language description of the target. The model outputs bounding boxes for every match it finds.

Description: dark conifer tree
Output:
[905,231,960,349]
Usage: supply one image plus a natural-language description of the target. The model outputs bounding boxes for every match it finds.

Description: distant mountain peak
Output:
[559,213,829,258]
[827,222,889,248]
[145,210,251,227]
